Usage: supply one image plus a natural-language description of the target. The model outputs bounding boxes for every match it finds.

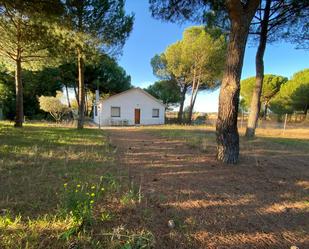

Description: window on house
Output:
[152,108,159,118]
[111,107,120,117]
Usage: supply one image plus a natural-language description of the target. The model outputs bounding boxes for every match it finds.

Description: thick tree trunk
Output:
[246,0,271,138]
[178,85,187,123]
[77,48,85,129]
[14,58,23,127]
[216,20,251,164]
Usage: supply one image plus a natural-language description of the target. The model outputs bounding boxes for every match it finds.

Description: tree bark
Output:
[188,79,200,124]
[216,13,254,164]
[264,102,268,119]
[14,58,23,127]
[187,91,198,124]
[178,84,187,123]
[77,48,85,129]
[64,82,74,119]
[85,88,88,117]
[246,0,271,138]
[64,83,71,108]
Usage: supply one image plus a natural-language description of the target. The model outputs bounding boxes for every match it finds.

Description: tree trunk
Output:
[85,89,88,117]
[73,84,79,105]
[14,58,23,127]
[187,91,198,124]
[264,102,268,120]
[64,83,71,108]
[187,68,196,124]
[178,85,187,123]
[246,0,271,138]
[216,18,251,164]
[77,48,85,129]
[188,79,200,124]
[64,82,74,119]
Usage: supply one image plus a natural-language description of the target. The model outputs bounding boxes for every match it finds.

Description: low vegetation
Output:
[142,124,309,149]
[0,122,154,249]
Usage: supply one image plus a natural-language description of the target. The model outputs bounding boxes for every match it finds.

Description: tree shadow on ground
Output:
[109,128,309,249]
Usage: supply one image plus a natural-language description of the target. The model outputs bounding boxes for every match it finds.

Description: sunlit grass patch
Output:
[0,122,154,248]
[0,213,76,249]
[0,123,113,215]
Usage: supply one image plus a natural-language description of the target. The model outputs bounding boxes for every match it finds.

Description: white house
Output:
[93,88,165,126]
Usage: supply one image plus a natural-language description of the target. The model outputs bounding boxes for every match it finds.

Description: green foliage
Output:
[240,74,288,108]
[59,179,107,229]
[23,68,63,117]
[180,26,226,87]
[163,26,226,90]
[0,1,63,70]
[163,26,226,122]
[150,54,170,80]
[39,91,69,122]
[85,55,132,94]
[145,80,181,107]
[149,0,226,25]
[0,66,14,119]
[271,69,309,114]
[57,0,134,60]
[0,65,63,119]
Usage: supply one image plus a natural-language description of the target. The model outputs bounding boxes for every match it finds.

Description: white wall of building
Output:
[93,88,165,126]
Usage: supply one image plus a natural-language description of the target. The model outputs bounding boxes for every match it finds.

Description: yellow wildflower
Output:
[91,193,95,197]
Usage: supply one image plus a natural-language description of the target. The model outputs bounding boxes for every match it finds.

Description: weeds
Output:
[0,123,154,248]
[60,181,105,224]
[120,187,140,207]
[100,226,154,249]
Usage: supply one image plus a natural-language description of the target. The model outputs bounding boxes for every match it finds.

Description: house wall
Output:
[93,89,165,126]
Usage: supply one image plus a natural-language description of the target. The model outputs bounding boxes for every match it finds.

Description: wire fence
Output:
[165,111,309,130]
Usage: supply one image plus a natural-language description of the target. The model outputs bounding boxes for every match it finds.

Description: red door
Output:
[134,109,140,124]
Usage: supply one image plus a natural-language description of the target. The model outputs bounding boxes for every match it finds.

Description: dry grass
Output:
[0,122,154,249]
[1,121,308,248]
[108,125,309,249]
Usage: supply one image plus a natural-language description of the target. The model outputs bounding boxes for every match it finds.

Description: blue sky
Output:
[118,1,308,112]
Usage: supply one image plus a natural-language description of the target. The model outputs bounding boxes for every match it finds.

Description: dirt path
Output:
[108,128,309,249]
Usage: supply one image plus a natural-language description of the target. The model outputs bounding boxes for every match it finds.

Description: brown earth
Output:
[108,128,309,249]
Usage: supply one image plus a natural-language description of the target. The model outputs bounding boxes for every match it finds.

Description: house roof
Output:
[100,87,166,107]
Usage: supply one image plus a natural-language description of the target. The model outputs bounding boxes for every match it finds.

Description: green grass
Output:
[0,122,153,249]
